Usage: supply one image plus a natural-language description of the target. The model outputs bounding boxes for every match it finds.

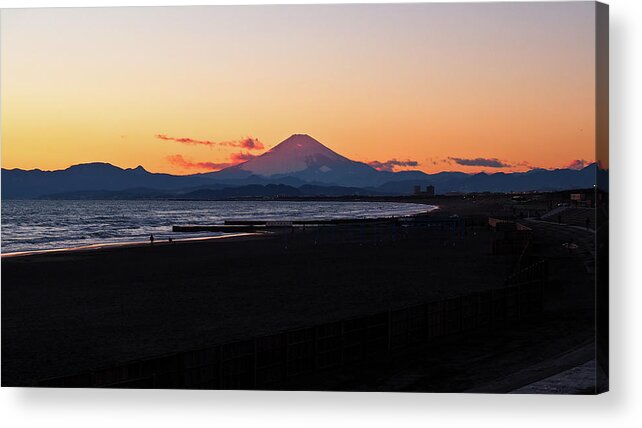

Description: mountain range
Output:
[1,134,597,199]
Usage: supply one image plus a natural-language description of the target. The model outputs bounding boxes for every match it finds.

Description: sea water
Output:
[0,199,433,253]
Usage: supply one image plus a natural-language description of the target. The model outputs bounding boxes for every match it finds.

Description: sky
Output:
[1,2,597,175]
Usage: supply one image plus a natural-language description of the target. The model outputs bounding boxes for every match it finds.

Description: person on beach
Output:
[149,234,154,245]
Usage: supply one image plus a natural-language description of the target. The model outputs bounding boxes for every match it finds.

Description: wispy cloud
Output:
[221,137,264,150]
[167,151,257,172]
[514,160,538,169]
[166,154,233,171]
[448,157,510,168]
[368,159,419,172]
[230,152,257,163]
[564,159,590,170]
[156,134,264,150]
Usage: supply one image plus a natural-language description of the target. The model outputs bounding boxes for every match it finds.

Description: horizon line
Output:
[0,160,598,176]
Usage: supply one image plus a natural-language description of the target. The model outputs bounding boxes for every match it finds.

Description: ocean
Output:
[0,199,432,253]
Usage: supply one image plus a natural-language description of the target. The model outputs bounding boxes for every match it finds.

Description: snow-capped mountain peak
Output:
[237,134,354,176]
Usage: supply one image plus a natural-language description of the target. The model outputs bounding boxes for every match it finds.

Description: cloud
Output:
[156,134,217,147]
[167,151,256,172]
[427,157,455,166]
[224,137,264,150]
[166,155,233,171]
[565,159,589,170]
[515,160,537,169]
[156,134,264,150]
[368,159,420,172]
[448,157,510,168]
[230,152,257,163]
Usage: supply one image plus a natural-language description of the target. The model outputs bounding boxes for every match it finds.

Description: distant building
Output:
[570,192,591,207]
[413,184,435,196]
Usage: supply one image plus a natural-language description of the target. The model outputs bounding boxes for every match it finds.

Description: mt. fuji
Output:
[208,134,386,187]
[2,134,598,198]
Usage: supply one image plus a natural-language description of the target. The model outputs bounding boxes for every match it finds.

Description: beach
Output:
[1,196,597,390]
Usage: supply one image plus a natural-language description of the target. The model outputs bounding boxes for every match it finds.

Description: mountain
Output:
[375,172,470,194]
[39,187,175,200]
[298,184,382,197]
[1,134,598,199]
[1,163,214,199]
[39,183,384,200]
[180,184,303,200]
[205,134,386,187]
[375,165,597,194]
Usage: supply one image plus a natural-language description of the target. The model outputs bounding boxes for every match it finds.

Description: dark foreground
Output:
[1,196,600,392]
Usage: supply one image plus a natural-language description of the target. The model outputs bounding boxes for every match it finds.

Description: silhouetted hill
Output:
[38,183,385,200]
[1,163,213,199]
[39,188,174,200]
[377,165,597,194]
[180,184,302,199]
[2,134,598,198]
[298,184,382,197]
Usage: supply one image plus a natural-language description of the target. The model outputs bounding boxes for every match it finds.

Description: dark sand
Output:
[1,196,596,390]
[286,218,597,392]
[2,213,510,385]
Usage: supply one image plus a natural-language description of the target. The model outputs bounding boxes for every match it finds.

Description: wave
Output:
[1,200,433,253]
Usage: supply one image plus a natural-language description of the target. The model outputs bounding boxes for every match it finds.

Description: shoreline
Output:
[2,209,509,386]
[1,203,438,259]
[0,232,263,259]
[1,192,597,390]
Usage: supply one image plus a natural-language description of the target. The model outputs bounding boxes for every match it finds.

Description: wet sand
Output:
[0,232,260,259]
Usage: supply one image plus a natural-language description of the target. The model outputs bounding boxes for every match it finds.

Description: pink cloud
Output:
[167,151,256,172]
[230,152,257,163]
[166,154,233,171]
[156,134,264,150]
[565,159,590,170]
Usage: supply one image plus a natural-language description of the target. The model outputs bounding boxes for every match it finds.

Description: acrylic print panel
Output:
[0,2,608,394]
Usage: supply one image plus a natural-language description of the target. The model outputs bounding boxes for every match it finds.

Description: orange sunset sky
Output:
[1,3,597,175]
